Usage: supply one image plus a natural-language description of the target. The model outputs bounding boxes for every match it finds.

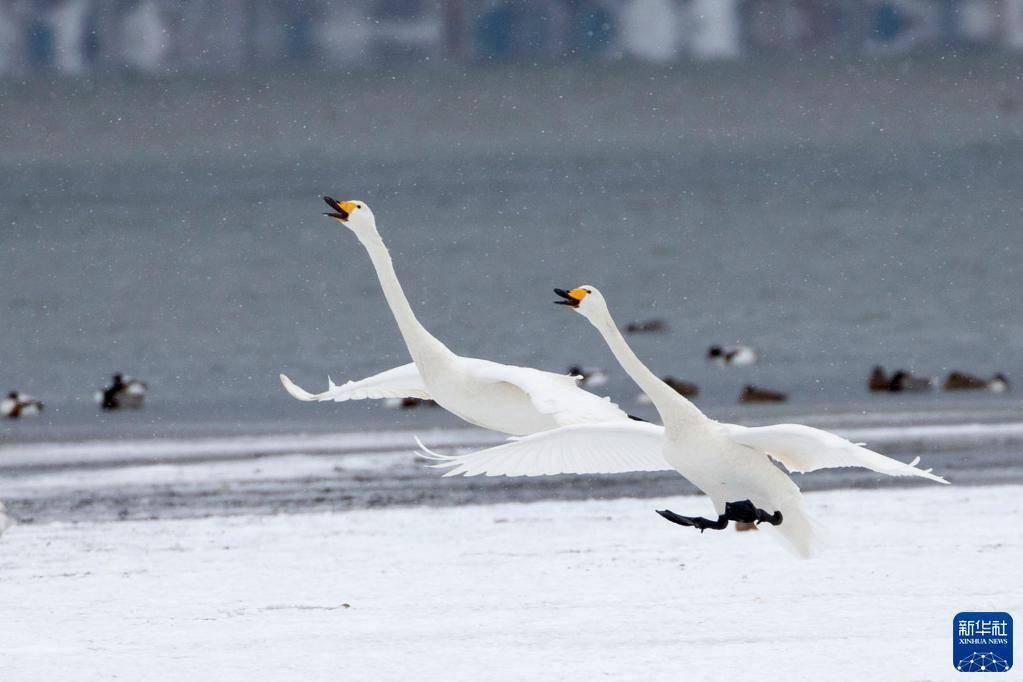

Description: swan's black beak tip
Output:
[554,288,580,307]
[323,197,349,222]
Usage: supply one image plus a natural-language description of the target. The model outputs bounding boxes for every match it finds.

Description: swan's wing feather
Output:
[725,423,948,484]
[279,363,430,402]
[415,422,669,477]
[466,360,628,425]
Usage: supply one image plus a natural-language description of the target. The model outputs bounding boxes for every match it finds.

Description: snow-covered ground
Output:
[1,484,1019,681]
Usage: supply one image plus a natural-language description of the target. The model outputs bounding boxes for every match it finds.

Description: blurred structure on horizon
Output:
[1,0,1023,76]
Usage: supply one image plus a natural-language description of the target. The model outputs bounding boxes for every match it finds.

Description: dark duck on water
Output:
[97,373,148,410]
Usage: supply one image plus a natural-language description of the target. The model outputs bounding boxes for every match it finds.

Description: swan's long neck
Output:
[360,232,452,364]
[589,308,705,426]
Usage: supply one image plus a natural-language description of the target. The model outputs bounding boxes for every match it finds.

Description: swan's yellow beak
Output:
[554,288,588,308]
[324,197,357,223]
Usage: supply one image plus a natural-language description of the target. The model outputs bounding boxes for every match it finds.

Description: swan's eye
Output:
[584,288,592,293]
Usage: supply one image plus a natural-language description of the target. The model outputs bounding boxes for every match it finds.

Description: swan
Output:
[279,199,629,436]
[418,286,948,557]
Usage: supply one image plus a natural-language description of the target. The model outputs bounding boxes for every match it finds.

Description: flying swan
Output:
[418,286,948,557]
[280,200,631,436]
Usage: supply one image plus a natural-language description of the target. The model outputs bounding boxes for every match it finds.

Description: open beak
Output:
[323,196,354,223]
[554,288,585,308]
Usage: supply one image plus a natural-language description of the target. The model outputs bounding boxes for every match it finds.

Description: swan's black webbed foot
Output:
[725,499,783,526]
[655,509,729,532]
[656,500,783,532]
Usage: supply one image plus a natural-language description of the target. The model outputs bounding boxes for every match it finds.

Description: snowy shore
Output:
[1,484,1019,681]
[4,414,1023,525]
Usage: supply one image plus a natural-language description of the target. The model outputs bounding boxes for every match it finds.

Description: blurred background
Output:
[2,0,1022,443]
[3,0,1023,71]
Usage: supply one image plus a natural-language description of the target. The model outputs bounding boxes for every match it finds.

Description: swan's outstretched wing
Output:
[279,363,430,402]
[417,421,669,476]
[725,423,948,484]
[466,360,628,425]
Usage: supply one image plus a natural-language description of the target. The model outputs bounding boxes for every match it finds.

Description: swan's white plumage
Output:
[417,421,669,477]
[420,420,944,484]
[421,285,949,558]
[467,360,627,425]
[280,357,627,429]
[280,201,631,436]
[280,363,430,402]
[724,423,948,484]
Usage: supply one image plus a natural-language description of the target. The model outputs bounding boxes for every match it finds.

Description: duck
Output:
[382,397,441,409]
[279,198,630,436]
[419,286,947,558]
[95,373,147,410]
[624,318,667,334]
[889,370,933,393]
[1,391,44,419]
[707,344,758,367]
[868,366,890,392]
[663,376,699,398]
[567,365,610,388]
[637,375,699,404]
[739,385,788,403]
[943,371,1011,393]
[989,373,1011,393]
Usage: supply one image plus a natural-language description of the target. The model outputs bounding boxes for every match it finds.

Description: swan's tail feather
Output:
[902,459,947,484]
[413,435,442,460]
[279,373,319,401]
[905,455,941,479]
[773,503,824,559]
[412,436,461,470]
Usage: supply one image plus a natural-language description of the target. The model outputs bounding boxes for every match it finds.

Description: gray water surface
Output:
[3,58,1022,440]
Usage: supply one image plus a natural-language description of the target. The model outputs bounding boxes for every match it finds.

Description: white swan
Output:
[419,286,948,557]
[280,200,629,435]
